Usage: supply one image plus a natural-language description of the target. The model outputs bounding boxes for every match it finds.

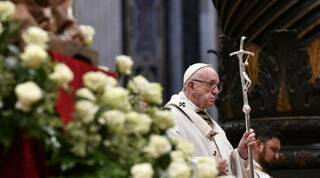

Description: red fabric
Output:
[0,134,45,178]
[51,51,117,124]
[0,51,117,178]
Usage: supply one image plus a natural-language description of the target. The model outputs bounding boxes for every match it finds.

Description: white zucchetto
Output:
[183,63,211,85]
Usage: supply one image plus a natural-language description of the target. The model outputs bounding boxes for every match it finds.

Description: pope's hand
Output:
[217,159,228,175]
[237,128,256,160]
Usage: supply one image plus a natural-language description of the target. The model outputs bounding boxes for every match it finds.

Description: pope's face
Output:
[191,67,220,109]
[259,137,281,166]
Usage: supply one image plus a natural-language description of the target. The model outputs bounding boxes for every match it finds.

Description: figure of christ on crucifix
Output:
[230,36,255,178]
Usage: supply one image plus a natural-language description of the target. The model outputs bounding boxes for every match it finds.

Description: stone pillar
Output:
[74,0,122,68]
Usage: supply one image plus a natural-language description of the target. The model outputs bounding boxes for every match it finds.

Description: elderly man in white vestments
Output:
[252,129,281,178]
[165,63,256,177]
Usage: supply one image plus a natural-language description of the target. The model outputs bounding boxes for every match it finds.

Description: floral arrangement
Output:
[0,1,235,178]
[50,55,235,178]
[0,1,73,152]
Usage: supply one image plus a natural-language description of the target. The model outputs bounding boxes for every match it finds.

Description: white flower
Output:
[0,100,3,109]
[217,176,236,178]
[170,151,186,163]
[80,25,95,45]
[98,65,110,72]
[0,22,3,35]
[167,162,192,178]
[195,157,218,178]
[171,137,194,156]
[20,44,48,68]
[131,163,154,178]
[49,63,74,87]
[115,55,133,75]
[83,71,117,91]
[70,142,87,157]
[22,26,49,48]
[0,1,15,21]
[144,135,172,158]
[15,81,42,112]
[153,110,176,130]
[128,75,149,93]
[75,100,99,123]
[143,83,162,104]
[128,75,163,104]
[99,110,126,133]
[126,112,152,134]
[76,88,96,101]
[102,86,131,111]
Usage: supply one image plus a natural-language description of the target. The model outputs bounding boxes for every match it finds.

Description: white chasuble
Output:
[254,161,273,178]
[165,92,249,178]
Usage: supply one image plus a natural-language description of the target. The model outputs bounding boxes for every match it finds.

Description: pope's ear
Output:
[256,140,265,153]
[187,80,194,89]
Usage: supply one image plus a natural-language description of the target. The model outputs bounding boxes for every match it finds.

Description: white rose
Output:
[128,75,149,93]
[70,142,87,157]
[170,151,186,163]
[102,86,131,111]
[49,63,74,87]
[83,71,117,91]
[131,163,154,178]
[76,88,96,101]
[167,162,191,178]
[20,44,48,68]
[22,26,49,48]
[154,110,176,130]
[0,100,3,109]
[144,135,172,158]
[0,22,3,35]
[195,157,218,178]
[99,110,126,133]
[115,55,133,75]
[171,137,194,156]
[217,176,236,178]
[143,83,162,104]
[75,100,99,123]
[0,1,15,21]
[128,75,163,104]
[15,81,42,112]
[80,25,95,45]
[126,112,152,134]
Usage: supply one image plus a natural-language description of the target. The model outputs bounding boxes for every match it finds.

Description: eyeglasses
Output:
[191,79,220,90]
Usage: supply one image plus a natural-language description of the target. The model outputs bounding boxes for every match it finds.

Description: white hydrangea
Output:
[20,44,48,68]
[126,112,152,134]
[15,81,42,112]
[22,26,49,48]
[144,135,172,158]
[115,55,133,75]
[83,71,117,91]
[130,163,154,178]
[49,63,74,87]
[0,1,15,21]
[195,157,218,178]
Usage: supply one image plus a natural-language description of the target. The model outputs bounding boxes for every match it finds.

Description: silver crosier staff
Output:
[229,36,255,178]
